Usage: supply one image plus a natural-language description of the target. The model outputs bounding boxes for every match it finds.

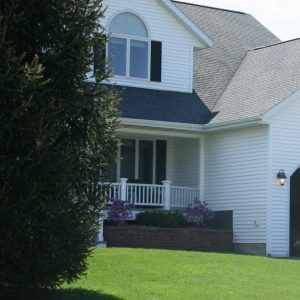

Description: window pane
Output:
[110,12,148,37]
[108,37,126,76]
[130,40,148,79]
[139,140,153,184]
[120,139,135,181]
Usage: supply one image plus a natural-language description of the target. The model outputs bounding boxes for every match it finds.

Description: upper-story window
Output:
[108,12,150,79]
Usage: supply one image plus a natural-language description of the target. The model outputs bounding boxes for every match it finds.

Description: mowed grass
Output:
[62,248,300,300]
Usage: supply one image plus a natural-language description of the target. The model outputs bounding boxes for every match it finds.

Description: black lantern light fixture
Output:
[277,169,287,186]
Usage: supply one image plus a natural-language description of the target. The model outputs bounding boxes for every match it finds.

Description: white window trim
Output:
[106,11,151,81]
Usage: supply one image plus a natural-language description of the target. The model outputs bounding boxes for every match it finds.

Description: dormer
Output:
[100,0,212,93]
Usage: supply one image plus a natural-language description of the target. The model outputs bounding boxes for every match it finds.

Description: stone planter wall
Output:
[104,226,233,252]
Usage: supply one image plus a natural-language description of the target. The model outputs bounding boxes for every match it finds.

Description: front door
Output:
[119,138,166,184]
[290,168,300,256]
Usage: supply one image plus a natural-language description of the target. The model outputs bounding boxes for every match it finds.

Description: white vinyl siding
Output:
[204,126,269,244]
[101,0,198,93]
[268,94,300,257]
[167,138,200,188]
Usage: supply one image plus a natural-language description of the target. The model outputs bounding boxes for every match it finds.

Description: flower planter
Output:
[104,225,233,252]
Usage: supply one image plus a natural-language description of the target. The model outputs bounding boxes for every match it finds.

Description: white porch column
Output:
[98,217,104,242]
[97,216,107,248]
[120,178,128,201]
[162,180,171,210]
[199,135,205,201]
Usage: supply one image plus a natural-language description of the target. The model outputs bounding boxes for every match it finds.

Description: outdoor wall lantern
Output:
[277,169,287,186]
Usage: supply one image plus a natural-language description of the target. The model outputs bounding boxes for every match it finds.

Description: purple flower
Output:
[107,199,133,226]
[185,199,214,227]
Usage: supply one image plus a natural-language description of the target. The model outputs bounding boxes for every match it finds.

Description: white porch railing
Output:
[105,178,199,209]
[170,186,201,208]
[107,182,121,200]
[126,183,164,206]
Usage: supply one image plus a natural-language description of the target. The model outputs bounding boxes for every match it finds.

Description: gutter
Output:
[120,116,265,134]
[203,116,264,132]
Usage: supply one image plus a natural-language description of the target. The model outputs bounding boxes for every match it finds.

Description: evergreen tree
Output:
[0,0,119,292]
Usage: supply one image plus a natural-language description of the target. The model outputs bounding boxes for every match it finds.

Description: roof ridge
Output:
[251,37,300,51]
[211,50,250,112]
[172,0,246,15]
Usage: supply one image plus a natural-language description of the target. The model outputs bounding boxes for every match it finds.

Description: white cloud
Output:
[185,0,300,41]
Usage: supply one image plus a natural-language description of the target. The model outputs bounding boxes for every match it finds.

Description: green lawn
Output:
[62,248,300,300]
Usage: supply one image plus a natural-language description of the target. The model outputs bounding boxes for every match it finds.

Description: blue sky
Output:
[186,0,300,41]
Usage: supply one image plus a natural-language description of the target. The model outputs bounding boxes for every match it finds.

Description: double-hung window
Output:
[108,12,150,80]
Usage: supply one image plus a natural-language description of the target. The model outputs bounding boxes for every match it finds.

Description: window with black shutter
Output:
[104,12,162,82]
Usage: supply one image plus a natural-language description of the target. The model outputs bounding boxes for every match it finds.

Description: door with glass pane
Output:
[120,139,136,181]
[138,140,153,183]
[119,138,166,184]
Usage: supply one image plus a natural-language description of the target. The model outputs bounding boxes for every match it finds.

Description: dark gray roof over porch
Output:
[112,85,215,125]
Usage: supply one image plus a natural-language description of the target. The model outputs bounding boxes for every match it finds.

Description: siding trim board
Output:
[158,0,213,47]
[266,125,273,256]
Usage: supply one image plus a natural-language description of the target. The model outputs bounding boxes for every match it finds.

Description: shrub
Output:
[0,0,119,292]
[107,199,133,226]
[185,200,214,227]
[136,210,188,228]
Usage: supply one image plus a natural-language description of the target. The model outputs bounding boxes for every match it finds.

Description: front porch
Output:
[107,178,201,209]
[98,121,206,246]
[106,127,204,209]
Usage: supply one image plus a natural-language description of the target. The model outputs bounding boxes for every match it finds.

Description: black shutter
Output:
[150,41,162,82]
[155,140,167,184]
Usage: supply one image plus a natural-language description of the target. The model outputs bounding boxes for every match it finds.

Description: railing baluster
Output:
[131,186,134,204]
[151,186,153,204]
[160,187,162,205]
[159,187,161,204]
[146,186,149,204]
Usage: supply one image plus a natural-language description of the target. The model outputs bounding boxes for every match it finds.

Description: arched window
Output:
[108,12,150,79]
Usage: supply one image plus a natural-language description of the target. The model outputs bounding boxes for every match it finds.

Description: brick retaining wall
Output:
[104,226,233,252]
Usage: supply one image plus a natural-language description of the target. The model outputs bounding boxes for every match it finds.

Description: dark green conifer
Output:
[0,0,119,291]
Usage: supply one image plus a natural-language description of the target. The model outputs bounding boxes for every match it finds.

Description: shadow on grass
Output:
[55,288,123,300]
[0,288,123,300]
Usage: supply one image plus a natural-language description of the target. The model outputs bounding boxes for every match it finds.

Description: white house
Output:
[93,0,300,257]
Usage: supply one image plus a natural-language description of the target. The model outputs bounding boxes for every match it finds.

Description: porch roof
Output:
[113,85,216,125]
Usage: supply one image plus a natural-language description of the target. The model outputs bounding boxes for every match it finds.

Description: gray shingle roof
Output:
[173,1,281,111]
[113,85,215,124]
[211,39,300,124]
